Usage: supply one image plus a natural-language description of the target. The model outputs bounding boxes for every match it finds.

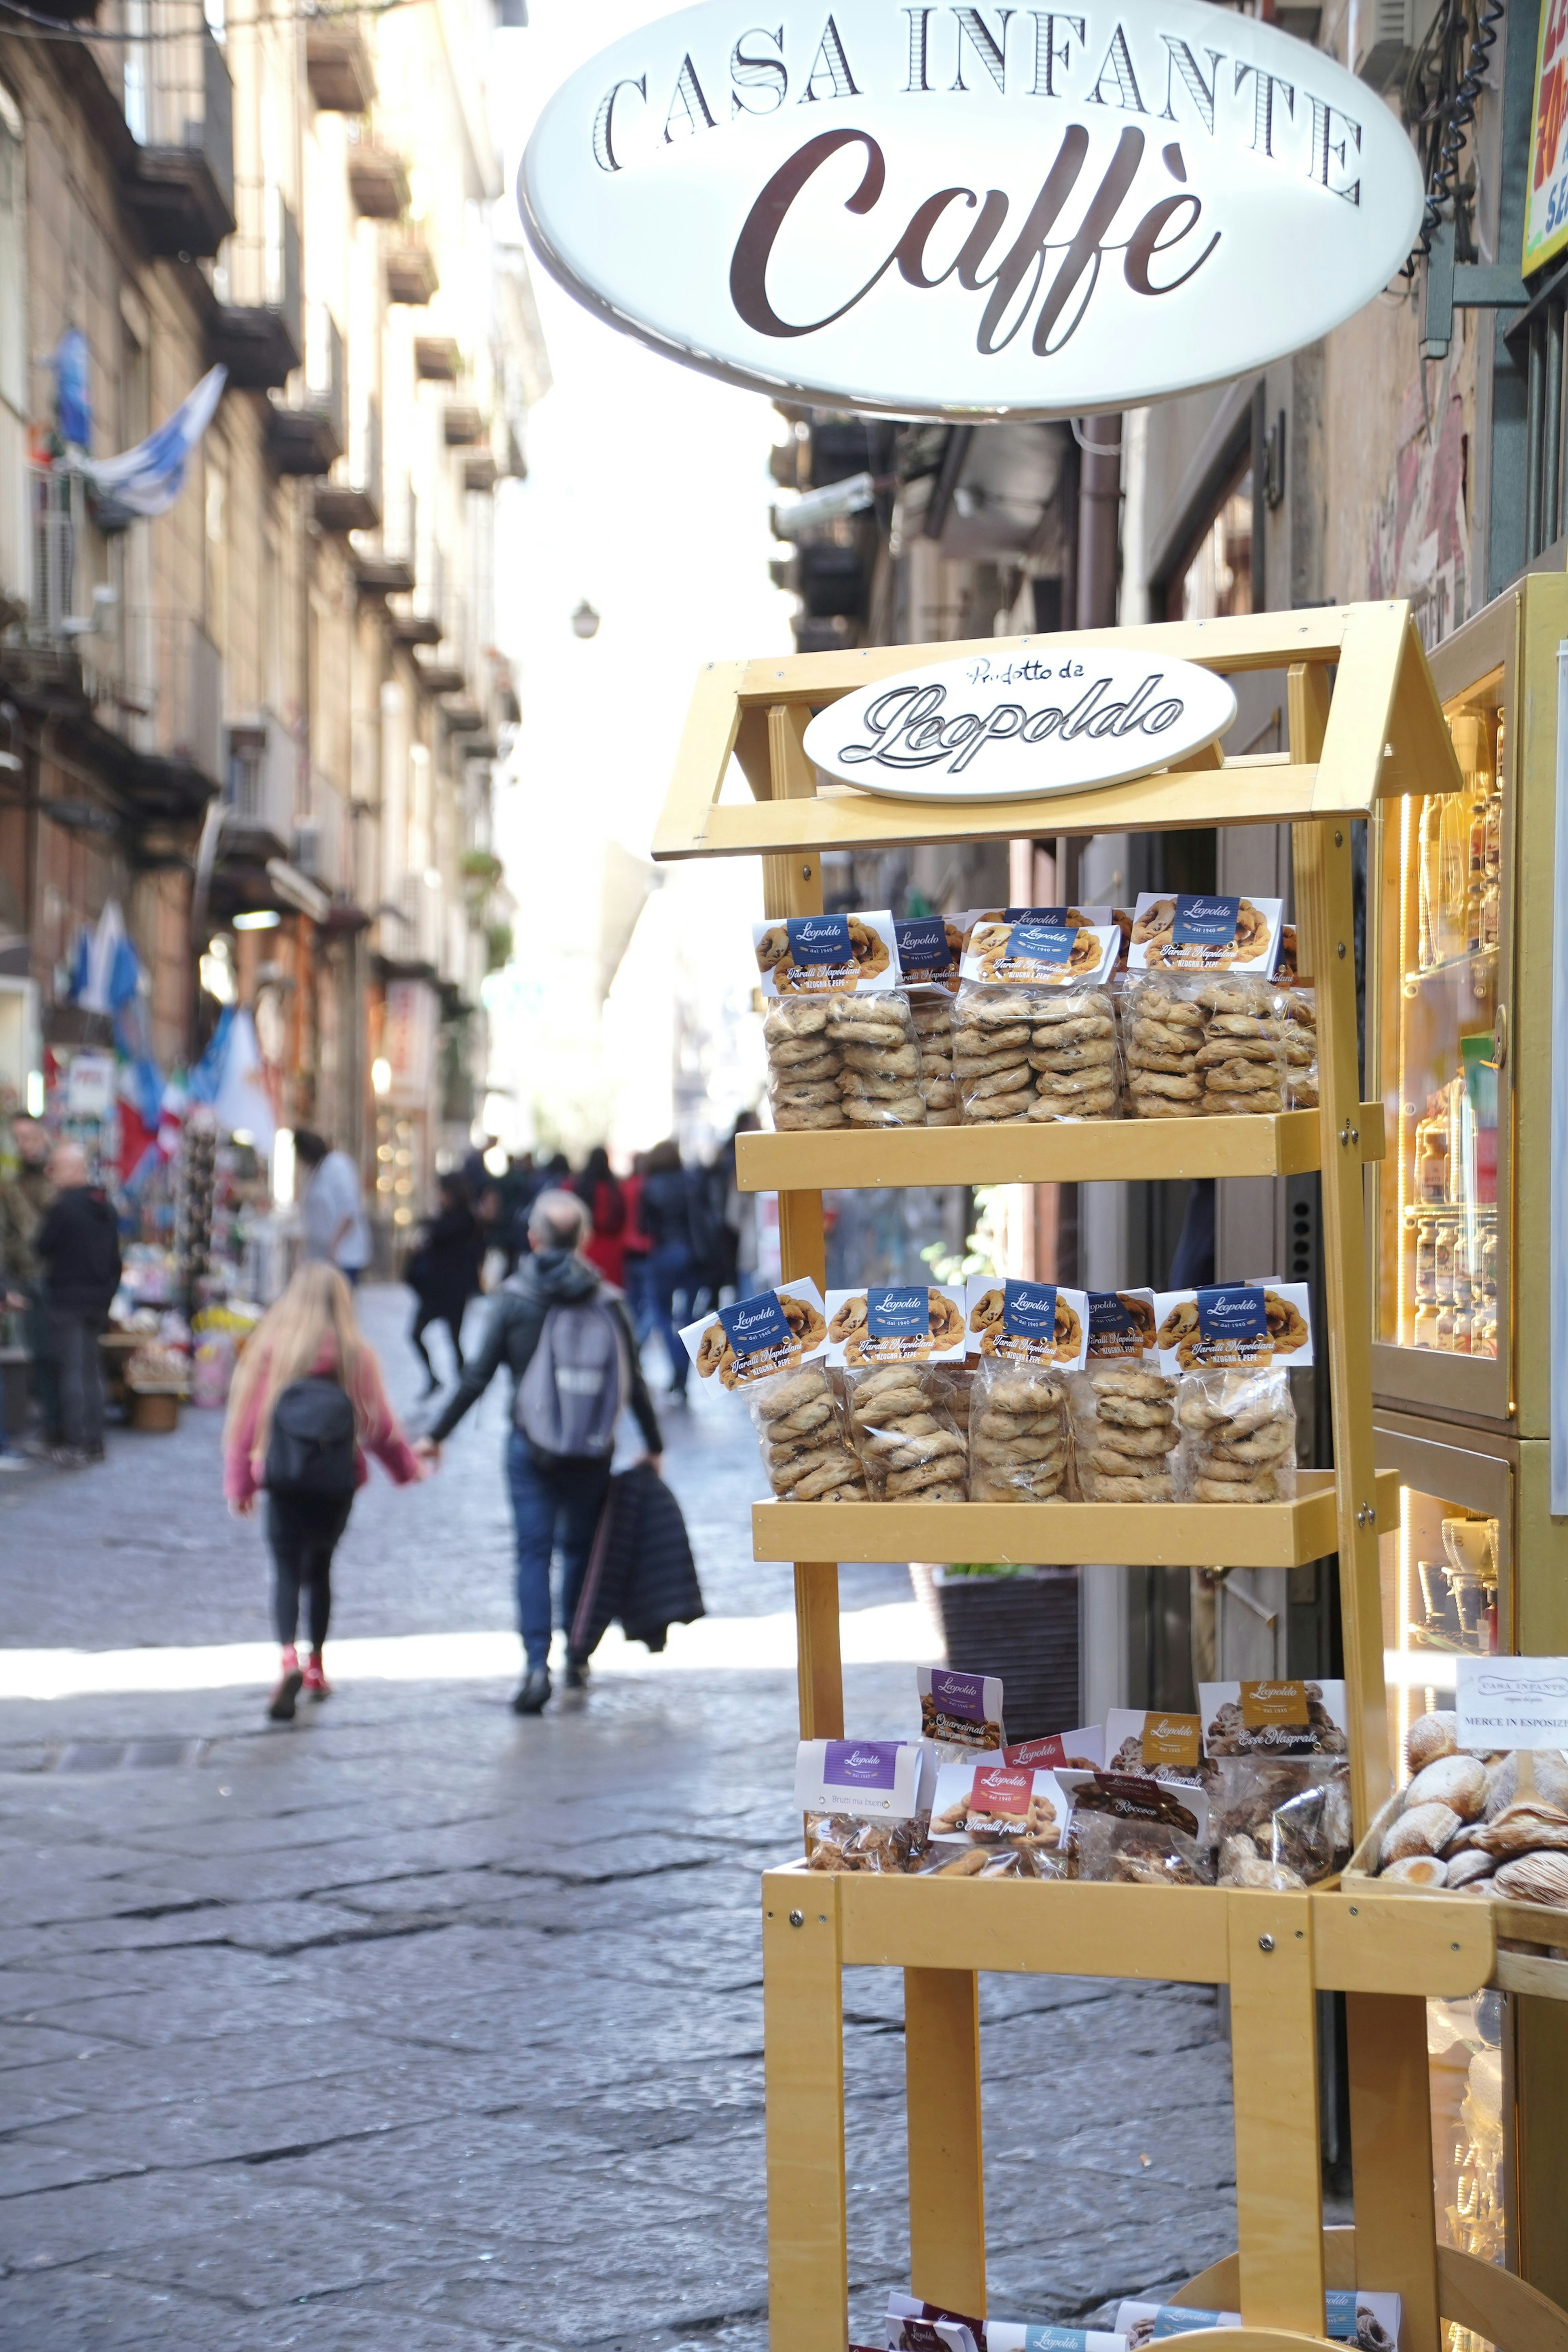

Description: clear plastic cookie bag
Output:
[1068,1290,1175,1502]
[953,916,1120,1124]
[746,1359,866,1501]
[844,1361,967,1502]
[968,1355,1072,1500]
[1193,973,1289,1119]
[893,914,966,1127]
[762,996,845,1132]
[1176,1365,1297,1503]
[824,986,928,1129]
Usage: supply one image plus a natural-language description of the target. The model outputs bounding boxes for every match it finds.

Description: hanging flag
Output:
[189,1006,276,1154]
[52,328,91,451]
[79,366,227,523]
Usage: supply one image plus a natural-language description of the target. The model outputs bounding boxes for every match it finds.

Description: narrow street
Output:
[0,1291,1238,2350]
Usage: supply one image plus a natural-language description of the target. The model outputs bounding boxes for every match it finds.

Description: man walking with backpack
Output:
[416,1189,662,1715]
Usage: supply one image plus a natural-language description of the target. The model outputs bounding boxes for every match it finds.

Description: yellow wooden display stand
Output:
[652,605,1568,2352]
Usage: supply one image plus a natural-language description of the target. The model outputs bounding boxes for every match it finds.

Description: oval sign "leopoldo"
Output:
[801,647,1238,801]
[519,1,1423,418]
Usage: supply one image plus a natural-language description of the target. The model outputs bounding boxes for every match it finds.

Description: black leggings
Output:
[267,1493,353,1650]
[410,1305,465,1382]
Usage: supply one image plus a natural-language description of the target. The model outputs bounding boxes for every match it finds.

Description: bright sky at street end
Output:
[483,2,792,1160]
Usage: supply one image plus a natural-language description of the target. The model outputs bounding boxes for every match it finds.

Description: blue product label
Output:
[1088,1291,1140,1340]
[1153,2310,1226,2337]
[1024,2331,1091,2352]
[719,1291,793,1354]
[1195,1284,1267,1346]
[1002,1279,1060,1340]
[785,912,851,967]
[1007,923,1075,966]
[929,1668,987,1722]
[867,1284,933,1340]
[824,1740,900,1790]
[1003,905,1076,923]
[894,916,951,975]
[1171,893,1241,947]
[1323,2294,1356,2340]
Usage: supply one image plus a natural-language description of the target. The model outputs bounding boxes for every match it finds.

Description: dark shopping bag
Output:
[569,1462,704,1661]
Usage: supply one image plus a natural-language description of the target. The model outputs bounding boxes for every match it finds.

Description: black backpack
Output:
[264,1376,358,1502]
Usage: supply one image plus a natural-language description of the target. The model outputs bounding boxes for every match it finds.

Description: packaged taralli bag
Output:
[955,912,1120,1124]
[1200,1678,1348,1759]
[681,1282,864,1503]
[917,1666,1004,1751]
[1156,1282,1310,1503]
[831,1285,969,1502]
[1116,2294,1400,2352]
[895,915,968,1123]
[929,1757,1068,1850]
[1278,981,1319,1109]
[1060,1769,1215,1886]
[756,912,928,1131]
[1069,1289,1176,1503]
[1127,890,1283,977]
[1123,971,1287,1121]
[1103,1707,1206,1783]
[796,1737,935,1873]
[965,1279,1087,1501]
[1203,1679,1351,1884]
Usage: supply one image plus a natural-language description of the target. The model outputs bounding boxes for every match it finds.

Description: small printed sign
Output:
[918,1665,1004,1750]
[795,1737,933,1818]
[1085,1290,1158,1362]
[1457,1656,1568,1750]
[1241,1679,1310,1730]
[893,914,964,992]
[1141,1712,1203,1772]
[826,1283,966,1367]
[1127,889,1283,975]
[966,1277,1089,1369]
[682,1278,829,1388]
[751,907,899,997]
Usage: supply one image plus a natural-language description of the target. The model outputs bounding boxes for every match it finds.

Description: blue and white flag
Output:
[80,365,227,521]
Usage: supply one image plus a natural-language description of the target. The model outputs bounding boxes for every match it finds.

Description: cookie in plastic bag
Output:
[748,1361,866,1500]
[1177,1366,1297,1502]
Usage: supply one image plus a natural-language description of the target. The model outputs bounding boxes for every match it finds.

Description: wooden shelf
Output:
[753,1468,1399,1570]
[765,1868,1496,2000]
[737,1104,1384,1193]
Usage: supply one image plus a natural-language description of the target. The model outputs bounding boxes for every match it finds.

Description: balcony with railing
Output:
[209,183,302,389]
[223,710,295,857]
[305,22,374,112]
[386,225,438,306]
[346,130,409,221]
[352,470,415,596]
[84,610,224,804]
[317,390,381,534]
[267,304,344,477]
[115,10,234,256]
[294,772,349,897]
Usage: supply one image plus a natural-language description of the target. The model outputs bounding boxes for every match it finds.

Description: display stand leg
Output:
[1345,1993,1442,2352]
[795,1562,844,1740]
[764,1884,849,2352]
[904,1967,986,2317]
[1227,1893,1326,2334]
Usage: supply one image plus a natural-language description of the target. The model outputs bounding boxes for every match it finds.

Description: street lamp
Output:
[571,599,600,640]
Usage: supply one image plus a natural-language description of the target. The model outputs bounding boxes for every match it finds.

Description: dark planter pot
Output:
[929,1566,1080,1744]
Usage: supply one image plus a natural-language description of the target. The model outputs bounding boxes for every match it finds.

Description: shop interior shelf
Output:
[752,1468,1400,1570]
[735,1106,1384,1194]
[764,1865,1497,1998]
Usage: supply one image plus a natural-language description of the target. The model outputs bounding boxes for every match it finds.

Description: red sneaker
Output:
[268,1647,303,1722]
[302,1652,332,1701]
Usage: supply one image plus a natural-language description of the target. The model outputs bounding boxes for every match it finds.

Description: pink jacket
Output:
[224,1333,422,1506]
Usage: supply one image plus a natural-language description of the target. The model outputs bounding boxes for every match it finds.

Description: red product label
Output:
[1004,1734,1068,1768]
[970,1766,1031,1817]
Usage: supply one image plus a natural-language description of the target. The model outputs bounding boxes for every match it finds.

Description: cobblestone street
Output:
[0,1290,1238,2350]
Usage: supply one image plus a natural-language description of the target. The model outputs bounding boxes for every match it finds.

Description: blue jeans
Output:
[646,1243,694,1394]
[505,1431,611,1672]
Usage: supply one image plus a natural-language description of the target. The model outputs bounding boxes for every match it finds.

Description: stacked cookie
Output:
[1195,979,1287,1117]
[1123,979,1206,1118]
[1279,986,1318,1109]
[763,1000,845,1130]
[1028,988,1119,1120]
[909,993,959,1125]
[969,1367,1070,1500]
[1072,1364,1178,1501]
[826,992,927,1128]
[1125,977,1287,1119]
[952,985,1118,1123]
[751,1365,867,1500]
[847,1365,967,1501]
[1177,1370,1296,1502]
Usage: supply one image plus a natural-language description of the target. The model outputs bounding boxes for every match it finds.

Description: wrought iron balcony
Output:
[118,16,235,257]
[210,185,303,390]
[267,305,344,475]
[316,392,381,533]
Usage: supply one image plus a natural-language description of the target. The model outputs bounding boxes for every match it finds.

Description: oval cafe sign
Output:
[519,0,1425,419]
[802,644,1237,801]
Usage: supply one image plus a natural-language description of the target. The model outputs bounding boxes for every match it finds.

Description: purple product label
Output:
[1171,892,1240,947]
[930,1669,987,1722]
[894,916,951,974]
[824,1740,901,1790]
[1195,1284,1267,1344]
[867,1284,933,1340]
[1002,1279,1059,1340]
[1007,923,1075,966]
[784,912,851,967]
[719,1291,792,1353]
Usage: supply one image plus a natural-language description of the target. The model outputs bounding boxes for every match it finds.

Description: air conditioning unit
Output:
[292,819,324,881]
[1358,0,1441,88]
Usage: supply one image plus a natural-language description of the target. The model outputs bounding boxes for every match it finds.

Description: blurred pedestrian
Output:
[621,1152,653,1342]
[415,1188,661,1716]
[574,1146,627,1287]
[0,1116,59,1449]
[224,1262,424,1721]
[294,1130,370,1285]
[497,1150,535,1276]
[406,1173,480,1394]
[33,1142,121,1467]
[638,1139,696,1400]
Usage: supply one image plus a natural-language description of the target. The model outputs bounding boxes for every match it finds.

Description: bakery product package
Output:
[755,910,928,1130]
[1199,1675,1351,1885]
[886,2295,988,2352]
[1200,1676,1348,1759]
[1069,1289,1176,1502]
[917,1665,1004,1751]
[964,1277,1088,1500]
[1115,2295,1399,2352]
[1127,890,1283,978]
[681,1282,866,1503]
[795,1737,935,1873]
[955,913,1121,1124]
[1060,1769,1215,1886]
[1123,969,1288,1121]
[928,1756,1069,1853]
[1103,1705,1207,1783]
[829,1284,969,1501]
[1155,1280,1312,1503]
[980,2326,1126,2352]
[1002,1726,1105,1771]
[894,914,968,1124]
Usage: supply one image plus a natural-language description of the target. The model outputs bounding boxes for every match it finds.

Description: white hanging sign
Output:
[801,644,1237,801]
[519,0,1425,419]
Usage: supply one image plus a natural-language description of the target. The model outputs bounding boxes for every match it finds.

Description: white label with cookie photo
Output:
[825,1283,968,1368]
[753,910,901,999]
[929,1758,1069,1849]
[966,1277,1090,1371]
[1084,1290,1159,1363]
[1200,1679,1348,1757]
[1127,891,1283,976]
[1152,1282,1314,1373]
[681,1279,829,1390]
[961,917,1119,990]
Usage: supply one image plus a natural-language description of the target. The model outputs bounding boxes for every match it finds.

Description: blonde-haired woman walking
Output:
[224,1263,424,1721]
